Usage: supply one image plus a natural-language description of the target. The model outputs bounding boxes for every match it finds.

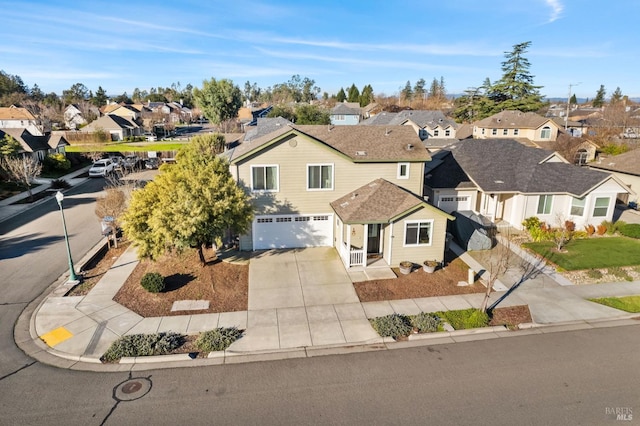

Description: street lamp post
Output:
[565,82,581,130]
[55,191,79,282]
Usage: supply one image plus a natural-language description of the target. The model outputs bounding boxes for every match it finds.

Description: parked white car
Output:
[89,159,115,177]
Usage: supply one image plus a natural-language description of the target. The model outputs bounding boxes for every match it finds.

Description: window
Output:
[537,195,553,215]
[593,197,610,217]
[251,165,278,191]
[541,126,551,139]
[492,128,497,136]
[503,129,508,136]
[445,129,451,137]
[433,129,440,137]
[571,197,585,216]
[514,129,519,136]
[404,220,433,246]
[481,128,485,135]
[307,164,333,190]
[334,114,345,121]
[575,149,588,165]
[397,163,410,179]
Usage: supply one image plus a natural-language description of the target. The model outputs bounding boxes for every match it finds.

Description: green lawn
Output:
[589,296,640,313]
[66,142,186,153]
[523,237,640,270]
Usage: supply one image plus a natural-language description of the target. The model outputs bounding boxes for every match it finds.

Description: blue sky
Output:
[2,0,638,100]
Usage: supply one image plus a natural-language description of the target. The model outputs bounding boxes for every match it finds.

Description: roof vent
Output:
[406,143,414,151]
[340,202,349,208]
[494,180,504,184]
[497,118,501,123]
[350,193,358,200]
[356,150,367,156]
[328,124,334,132]
[439,118,443,122]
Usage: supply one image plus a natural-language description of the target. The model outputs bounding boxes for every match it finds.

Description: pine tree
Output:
[592,85,606,107]
[401,81,413,106]
[347,84,360,103]
[359,84,374,107]
[414,79,426,103]
[336,88,346,103]
[610,87,623,104]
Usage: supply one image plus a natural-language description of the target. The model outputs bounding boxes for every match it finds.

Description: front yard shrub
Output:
[410,312,442,333]
[439,308,489,330]
[43,153,71,172]
[596,224,607,236]
[195,327,243,352]
[619,223,640,239]
[572,230,589,239]
[585,224,596,236]
[607,267,633,281]
[101,332,184,362]
[522,216,541,232]
[49,178,70,190]
[586,269,603,279]
[369,313,413,339]
[141,272,165,293]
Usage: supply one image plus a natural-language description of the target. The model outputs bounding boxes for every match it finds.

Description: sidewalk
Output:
[19,239,640,370]
[0,165,91,223]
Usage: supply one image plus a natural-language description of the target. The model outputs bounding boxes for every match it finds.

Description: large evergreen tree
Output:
[336,88,346,103]
[347,84,360,103]
[414,79,426,103]
[359,84,374,107]
[592,85,606,107]
[401,81,413,105]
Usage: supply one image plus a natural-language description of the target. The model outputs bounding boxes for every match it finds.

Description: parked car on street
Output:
[89,159,115,177]
[144,133,157,141]
[123,155,142,170]
[145,157,160,169]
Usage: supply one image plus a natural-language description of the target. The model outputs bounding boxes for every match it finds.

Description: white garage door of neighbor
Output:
[438,195,471,213]
[253,214,333,249]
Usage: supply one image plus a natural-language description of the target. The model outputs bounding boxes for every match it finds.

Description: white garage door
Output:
[437,195,471,213]
[253,214,334,250]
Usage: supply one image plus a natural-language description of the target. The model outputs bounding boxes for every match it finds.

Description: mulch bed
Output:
[113,247,248,317]
[489,305,532,328]
[354,257,486,302]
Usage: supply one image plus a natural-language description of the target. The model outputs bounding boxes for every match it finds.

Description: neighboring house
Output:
[80,114,141,141]
[0,128,69,160]
[0,105,48,136]
[551,117,585,137]
[472,110,560,143]
[227,124,453,269]
[589,149,640,204]
[63,104,100,129]
[107,104,141,122]
[363,110,459,149]
[330,102,362,125]
[238,104,272,127]
[424,139,630,231]
[362,102,383,119]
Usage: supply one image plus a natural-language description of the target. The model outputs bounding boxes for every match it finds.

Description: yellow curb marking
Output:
[40,327,73,347]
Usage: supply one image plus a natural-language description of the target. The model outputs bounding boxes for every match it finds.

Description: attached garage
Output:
[437,195,471,213]
[252,214,334,250]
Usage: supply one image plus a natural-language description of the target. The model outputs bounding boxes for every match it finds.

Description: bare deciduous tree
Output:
[1,156,42,200]
[95,187,127,248]
[480,233,513,313]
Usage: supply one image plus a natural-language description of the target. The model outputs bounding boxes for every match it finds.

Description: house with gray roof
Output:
[424,139,630,230]
[80,114,141,141]
[330,102,362,125]
[363,110,460,149]
[0,128,69,161]
[589,149,640,205]
[227,124,453,270]
[243,117,292,142]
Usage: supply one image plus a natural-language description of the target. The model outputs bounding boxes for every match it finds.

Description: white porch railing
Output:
[349,248,364,267]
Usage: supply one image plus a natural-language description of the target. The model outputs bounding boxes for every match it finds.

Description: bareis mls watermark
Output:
[606,407,633,421]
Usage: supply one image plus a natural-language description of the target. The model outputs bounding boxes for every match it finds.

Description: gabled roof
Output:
[0,106,36,121]
[331,178,451,223]
[427,139,618,197]
[0,128,49,153]
[331,102,361,115]
[474,110,553,130]
[244,117,292,142]
[589,148,640,176]
[362,110,457,129]
[84,114,139,131]
[230,125,430,163]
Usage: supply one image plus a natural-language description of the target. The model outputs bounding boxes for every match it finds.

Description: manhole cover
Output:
[113,377,152,402]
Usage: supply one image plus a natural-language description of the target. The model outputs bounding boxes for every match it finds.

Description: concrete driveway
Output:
[248,247,360,311]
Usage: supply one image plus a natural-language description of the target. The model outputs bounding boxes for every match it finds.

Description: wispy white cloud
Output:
[545,0,564,22]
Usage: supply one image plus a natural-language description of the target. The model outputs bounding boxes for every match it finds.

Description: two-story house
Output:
[227,125,453,270]
[0,105,48,136]
[424,139,630,231]
[330,102,362,125]
[472,110,560,143]
[363,110,459,149]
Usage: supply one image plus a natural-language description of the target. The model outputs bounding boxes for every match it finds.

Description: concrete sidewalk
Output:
[0,165,91,223]
[21,241,640,370]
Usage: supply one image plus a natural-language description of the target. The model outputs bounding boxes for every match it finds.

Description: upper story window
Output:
[492,128,497,135]
[503,129,508,136]
[445,129,451,137]
[514,129,519,136]
[433,129,440,137]
[397,163,410,179]
[307,164,333,190]
[334,115,345,121]
[251,165,278,192]
[537,194,553,215]
[481,128,485,135]
[541,126,551,139]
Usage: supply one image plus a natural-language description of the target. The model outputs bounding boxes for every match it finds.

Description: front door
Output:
[367,224,381,255]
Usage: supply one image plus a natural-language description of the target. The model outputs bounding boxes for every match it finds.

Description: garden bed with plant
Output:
[368,305,532,340]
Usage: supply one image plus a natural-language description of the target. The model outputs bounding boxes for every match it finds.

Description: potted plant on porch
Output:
[399,261,413,275]
[423,260,438,273]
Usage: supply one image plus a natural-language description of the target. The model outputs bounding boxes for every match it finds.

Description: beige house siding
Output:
[387,208,449,267]
[473,121,559,142]
[233,134,425,215]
